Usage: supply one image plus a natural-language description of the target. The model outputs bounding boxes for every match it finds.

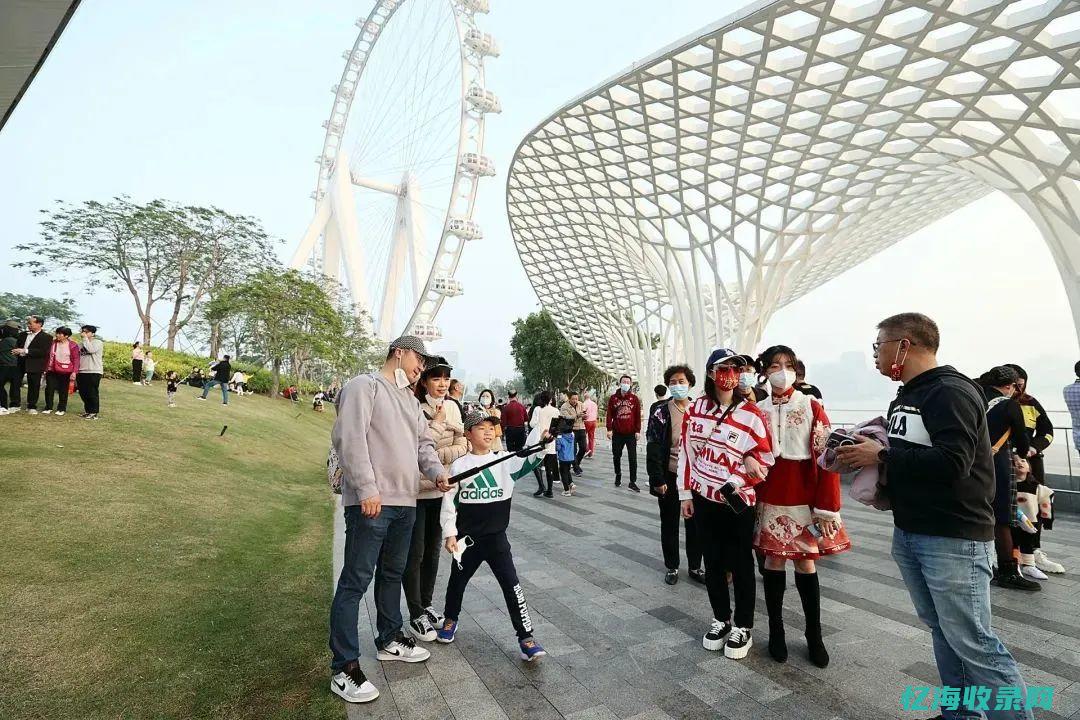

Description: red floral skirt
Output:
[753,502,851,560]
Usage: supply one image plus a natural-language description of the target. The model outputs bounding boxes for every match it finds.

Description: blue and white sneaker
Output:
[436,619,457,644]
[519,637,547,661]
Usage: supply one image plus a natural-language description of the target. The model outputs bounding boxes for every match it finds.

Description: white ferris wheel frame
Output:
[290,0,498,341]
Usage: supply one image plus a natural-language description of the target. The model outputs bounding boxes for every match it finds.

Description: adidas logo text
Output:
[460,486,505,500]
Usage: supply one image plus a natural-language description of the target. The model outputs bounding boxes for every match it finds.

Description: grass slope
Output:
[1,380,342,720]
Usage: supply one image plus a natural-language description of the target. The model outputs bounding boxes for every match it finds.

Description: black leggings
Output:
[694,494,756,628]
[536,454,558,492]
[658,472,701,571]
[444,531,533,640]
[399,497,442,620]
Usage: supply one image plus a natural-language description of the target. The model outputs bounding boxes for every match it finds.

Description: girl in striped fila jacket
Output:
[679,348,775,660]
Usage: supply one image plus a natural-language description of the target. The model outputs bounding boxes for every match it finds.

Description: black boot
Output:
[533,469,544,497]
[997,560,1040,591]
[762,568,787,663]
[795,571,829,668]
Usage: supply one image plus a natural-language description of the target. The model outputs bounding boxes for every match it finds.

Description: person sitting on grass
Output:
[313,390,326,412]
[436,410,552,661]
[184,366,205,388]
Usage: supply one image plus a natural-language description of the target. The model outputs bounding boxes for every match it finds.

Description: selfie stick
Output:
[446,441,550,486]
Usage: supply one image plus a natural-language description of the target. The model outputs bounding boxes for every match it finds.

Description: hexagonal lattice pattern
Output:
[507,0,1080,381]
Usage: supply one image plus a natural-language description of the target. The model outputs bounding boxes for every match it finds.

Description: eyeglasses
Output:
[872,338,906,353]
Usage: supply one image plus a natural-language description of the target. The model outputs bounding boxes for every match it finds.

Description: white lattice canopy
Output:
[507,0,1080,382]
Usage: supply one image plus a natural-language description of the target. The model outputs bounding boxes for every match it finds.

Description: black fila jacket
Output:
[885,365,995,541]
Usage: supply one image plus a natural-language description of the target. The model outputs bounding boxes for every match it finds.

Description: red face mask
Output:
[712,366,739,390]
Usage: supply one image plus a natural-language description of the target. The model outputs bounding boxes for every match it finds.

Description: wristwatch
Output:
[877,446,890,463]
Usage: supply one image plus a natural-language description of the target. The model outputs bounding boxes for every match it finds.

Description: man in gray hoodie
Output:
[328,335,450,705]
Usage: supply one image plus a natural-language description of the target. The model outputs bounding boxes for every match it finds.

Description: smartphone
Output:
[825,429,856,449]
[719,481,749,514]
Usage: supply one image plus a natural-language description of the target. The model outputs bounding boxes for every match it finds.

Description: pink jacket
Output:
[47,339,81,374]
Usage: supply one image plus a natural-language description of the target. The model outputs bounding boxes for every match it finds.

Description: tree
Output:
[510,310,610,394]
[0,293,78,324]
[160,204,276,351]
[209,270,378,396]
[17,198,177,345]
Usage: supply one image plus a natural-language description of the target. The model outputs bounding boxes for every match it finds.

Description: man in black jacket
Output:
[838,313,1032,720]
[198,355,232,405]
[13,315,53,414]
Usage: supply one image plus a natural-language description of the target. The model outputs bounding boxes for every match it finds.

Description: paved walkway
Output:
[333,442,1080,719]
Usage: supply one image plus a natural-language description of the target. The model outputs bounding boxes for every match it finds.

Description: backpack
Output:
[328,375,380,494]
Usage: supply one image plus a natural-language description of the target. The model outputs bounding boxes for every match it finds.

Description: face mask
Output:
[481,398,492,407]
[619,382,631,393]
[889,342,909,382]
[768,369,796,391]
[668,384,689,400]
[394,353,411,389]
[713,366,739,391]
[738,372,757,391]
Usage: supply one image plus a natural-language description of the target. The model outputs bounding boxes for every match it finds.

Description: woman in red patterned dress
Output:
[752,345,850,668]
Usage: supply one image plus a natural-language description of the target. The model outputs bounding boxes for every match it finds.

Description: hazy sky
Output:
[2,0,1077,407]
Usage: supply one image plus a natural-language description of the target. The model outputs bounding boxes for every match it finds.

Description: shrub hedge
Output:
[100,341,320,395]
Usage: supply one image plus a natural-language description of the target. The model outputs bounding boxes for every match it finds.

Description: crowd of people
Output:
[1,315,104,418]
[326,315,1076,720]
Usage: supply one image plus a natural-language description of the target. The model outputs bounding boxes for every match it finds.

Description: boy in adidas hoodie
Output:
[437,410,552,660]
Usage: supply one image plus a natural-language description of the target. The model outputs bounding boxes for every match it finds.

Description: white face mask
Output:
[619,382,631,393]
[738,372,757,391]
[480,398,492,407]
[394,353,411,389]
[768,369,796,390]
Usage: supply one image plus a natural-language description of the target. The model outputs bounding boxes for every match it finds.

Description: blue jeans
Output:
[329,504,415,671]
[891,528,1032,720]
[200,379,228,404]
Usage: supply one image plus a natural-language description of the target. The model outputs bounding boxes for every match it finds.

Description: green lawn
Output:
[1,380,344,720]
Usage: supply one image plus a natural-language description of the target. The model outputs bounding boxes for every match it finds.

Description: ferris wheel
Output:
[290,0,500,342]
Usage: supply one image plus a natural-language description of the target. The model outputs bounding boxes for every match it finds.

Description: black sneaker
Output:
[573,468,583,477]
[664,569,678,585]
[543,490,553,498]
[628,483,641,493]
[724,626,753,659]
[687,568,706,585]
[533,488,544,497]
[998,571,1041,591]
[702,619,731,651]
[614,480,621,487]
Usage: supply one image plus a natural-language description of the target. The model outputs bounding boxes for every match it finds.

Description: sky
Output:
[1,0,1077,410]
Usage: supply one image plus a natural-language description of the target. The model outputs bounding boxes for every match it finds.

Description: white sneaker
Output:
[27,409,38,415]
[1021,564,1049,580]
[196,396,206,401]
[724,626,753,659]
[377,635,430,662]
[55,411,65,416]
[702,618,731,651]
[0,408,7,415]
[133,382,141,385]
[424,606,444,626]
[330,665,379,703]
[8,407,20,414]
[407,615,437,642]
[1034,549,1065,574]
[561,489,572,497]
[41,409,52,415]
[570,483,577,495]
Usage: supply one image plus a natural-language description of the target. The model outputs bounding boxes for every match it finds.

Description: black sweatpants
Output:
[77,373,101,414]
[658,472,701,571]
[400,497,443,620]
[558,461,573,491]
[694,494,756,628]
[44,372,71,412]
[538,454,558,493]
[573,429,587,471]
[0,366,19,409]
[612,432,637,485]
[443,531,533,640]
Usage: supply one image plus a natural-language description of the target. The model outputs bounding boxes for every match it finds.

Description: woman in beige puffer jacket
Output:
[402,360,466,640]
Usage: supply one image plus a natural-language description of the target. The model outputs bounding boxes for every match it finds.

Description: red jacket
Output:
[606,391,641,435]
[501,399,527,429]
[46,339,81,374]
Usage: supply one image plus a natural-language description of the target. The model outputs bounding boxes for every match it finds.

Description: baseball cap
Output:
[706,347,754,370]
[388,335,436,363]
[463,409,499,432]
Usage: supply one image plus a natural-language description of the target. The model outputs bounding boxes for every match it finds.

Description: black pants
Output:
[400,497,443,620]
[0,366,19,409]
[658,472,701,571]
[77,373,101,414]
[573,429,587,471]
[132,359,143,382]
[24,371,43,410]
[504,426,527,452]
[612,432,637,485]
[539,454,558,492]
[444,531,533,640]
[694,494,756,628]
[1014,477,1042,553]
[44,372,71,412]
[1028,454,1046,485]
[558,461,573,491]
